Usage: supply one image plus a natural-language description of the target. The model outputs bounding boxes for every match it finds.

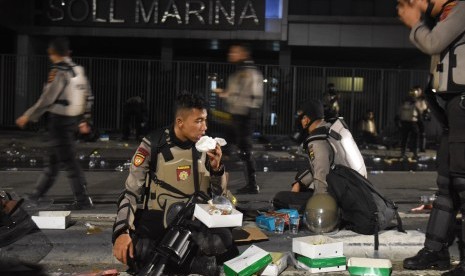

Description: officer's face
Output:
[301,115,311,129]
[177,108,208,142]
[228,46,248,63]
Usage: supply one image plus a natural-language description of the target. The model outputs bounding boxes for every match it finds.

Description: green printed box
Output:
[347,257,392,276]
[224,245,273,276]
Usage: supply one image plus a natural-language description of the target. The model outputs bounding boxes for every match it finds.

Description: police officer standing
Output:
[213,43,263,194]
[112,93,237,275]
[273,100,367,210]
[398,89,421,160]
[398,0,465,274]
[16,37,93,210]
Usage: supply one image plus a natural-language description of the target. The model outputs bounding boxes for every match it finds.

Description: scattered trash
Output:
[85,222,102,235]
[418,156,432,162]
[417,163,428,170]
[114,165,124,172]
[370,170,383,175]
[372,157,381,162]
[88,161,96,169]
[99,134,110,141]
[262,154,269,160]
[420,194,437,205]
[99,160,106,168]
[411,204,433,212]
[263,167,269,172]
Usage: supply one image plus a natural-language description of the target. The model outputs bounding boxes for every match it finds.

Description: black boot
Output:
[442,261,465,276]
[236,184,259,194]
[64,197,94,210]
[403,247,450,270]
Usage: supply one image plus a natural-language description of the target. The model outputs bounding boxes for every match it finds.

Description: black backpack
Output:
[327,165,405,250]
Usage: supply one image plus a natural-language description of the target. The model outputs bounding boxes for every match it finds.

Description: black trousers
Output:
[32,114,89,202]
[424,94,465,253]
[400,121,419,157]
[129,210,238,275]
[232,113,257,186]
[122,105,146,140]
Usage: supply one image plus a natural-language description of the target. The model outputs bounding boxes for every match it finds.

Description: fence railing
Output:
[0,54,431,138]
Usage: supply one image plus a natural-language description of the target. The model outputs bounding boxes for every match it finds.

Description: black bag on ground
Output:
[327,165,405,250]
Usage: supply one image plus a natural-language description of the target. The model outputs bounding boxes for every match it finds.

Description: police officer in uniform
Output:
[398,0,465,274]
[413,86,431,152]
[273,100,367,211]
[398,90,421,160]
[213,43,263,194]
[112,93,237,275]
[16,37,93,210]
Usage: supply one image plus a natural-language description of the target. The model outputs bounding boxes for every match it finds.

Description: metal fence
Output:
[0,54,431,138]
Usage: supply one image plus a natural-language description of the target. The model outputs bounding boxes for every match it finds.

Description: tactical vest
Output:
[143,129,211,228]
[305,119,367,178]
[148,146,211,212]
[49,64,91,117]
[399,102,419,122]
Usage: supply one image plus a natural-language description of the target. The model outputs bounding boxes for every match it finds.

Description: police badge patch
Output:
[308,144,315,161]
[133,153,145,167]
[177,165,191,181]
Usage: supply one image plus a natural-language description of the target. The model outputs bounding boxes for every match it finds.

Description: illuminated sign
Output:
[39,0,265,30]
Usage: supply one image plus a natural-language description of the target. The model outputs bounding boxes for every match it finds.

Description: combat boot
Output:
[442,260,465,276]
[403,247,450,270]
[64,197,94,210]
[236,184,259,194]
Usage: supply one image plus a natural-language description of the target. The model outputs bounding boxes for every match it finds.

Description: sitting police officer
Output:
[398,0,465,274]
[112,93,238,275]
[273,100,367,211]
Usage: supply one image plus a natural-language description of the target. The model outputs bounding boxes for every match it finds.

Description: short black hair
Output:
[49,37,70,56]
[175,92,208,116]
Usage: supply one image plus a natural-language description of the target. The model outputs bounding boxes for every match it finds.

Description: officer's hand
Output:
[397,0,422,28]
[207,144,222,171]
[291,182,301,192]
[113,233,134,265]
[16,116,29,129]
[79,121,91,134]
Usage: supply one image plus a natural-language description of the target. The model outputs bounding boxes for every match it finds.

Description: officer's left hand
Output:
[397,0,422,28]
[79,121,91,134]
[207,144,222,171]
[16,115,29,129]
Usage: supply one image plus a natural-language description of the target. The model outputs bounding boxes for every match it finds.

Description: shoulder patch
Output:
[308,144,315,161]
[136,147,150,157]
[133,153,146,167]
[47,69,58,83]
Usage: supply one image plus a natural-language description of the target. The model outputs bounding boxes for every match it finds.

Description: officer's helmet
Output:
[304,193,340,233]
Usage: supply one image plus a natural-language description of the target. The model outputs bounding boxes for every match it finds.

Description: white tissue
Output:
[196,136,227,152]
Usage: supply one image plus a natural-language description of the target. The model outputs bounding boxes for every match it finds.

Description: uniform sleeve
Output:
[410,3,465,55]
[250,69,263,109]
[113,137,151,243]
[204,156,226,196]
[23,69,68,122]
[307,140,333,193]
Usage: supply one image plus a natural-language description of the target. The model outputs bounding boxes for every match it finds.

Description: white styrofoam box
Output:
[292,235,343,258]
[224,245,272,276]
[261,252,288,276]
[31,211,71,229]
[297,261,346,274]
[347,257,392,276]
[194,204,243,228]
